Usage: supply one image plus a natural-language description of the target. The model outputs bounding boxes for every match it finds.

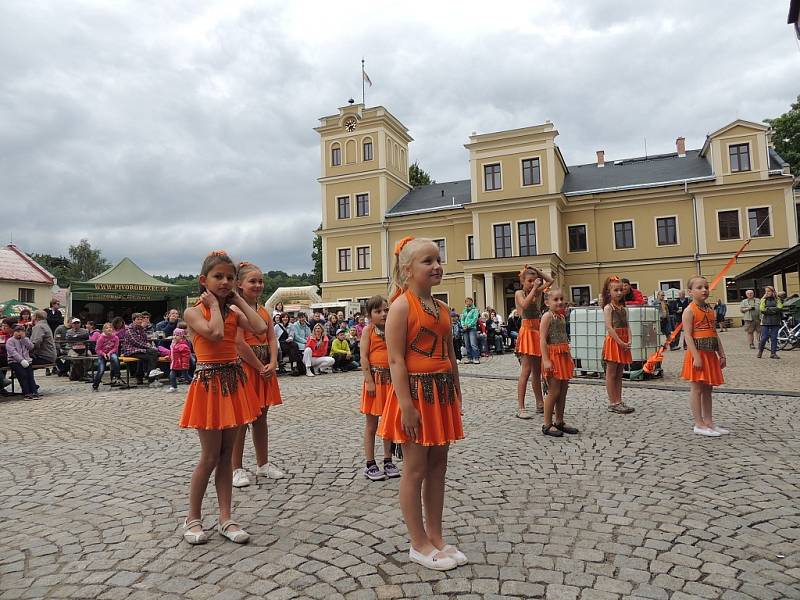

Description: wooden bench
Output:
[2,363,55,395]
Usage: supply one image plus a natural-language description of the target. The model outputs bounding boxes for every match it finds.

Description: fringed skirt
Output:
[179,360,259,430]
[681,350,724,386]
[361,366,391,416]
[603,328,632,364]
[516,319,541,356]
[545,343,574,381]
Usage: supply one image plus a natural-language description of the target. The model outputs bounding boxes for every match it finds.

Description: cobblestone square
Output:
[1,335,799,599]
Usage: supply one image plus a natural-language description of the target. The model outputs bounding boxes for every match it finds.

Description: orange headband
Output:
[609,275,620,282]
[394,236,414,256]
[238,261,255,268]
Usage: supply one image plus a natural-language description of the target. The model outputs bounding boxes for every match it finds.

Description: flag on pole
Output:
[363,70,372,87]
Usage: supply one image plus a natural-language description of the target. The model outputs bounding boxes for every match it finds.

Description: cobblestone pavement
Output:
[1,367,799,599]
[466,328,800,394]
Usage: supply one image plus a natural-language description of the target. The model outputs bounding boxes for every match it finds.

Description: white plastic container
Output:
[569,306,662,375]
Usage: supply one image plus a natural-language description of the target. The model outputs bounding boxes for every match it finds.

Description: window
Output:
[729,143,750,172]
[363,139,373,161]
[337,248,351,272]
[571,286,591,306]
[18,288,34,303]
[356,246,370,270]
[433,293,449,307]
[493,224,512,258]
[656,217,678,246]
[484,163,502,191]
[725,276,773,303]
[336,196,350,219]
[567,225,587,252]
[614,220,634,249]
[331,144,341,166]
[467,235,474,260]
[747,207,771,237]
[433,238,446,263]
[518,221,537,256]
[357,298,369,312]
[659,281,681,292]
[522,158,541,186]
[717,210,740,240]
[356,193,369,217]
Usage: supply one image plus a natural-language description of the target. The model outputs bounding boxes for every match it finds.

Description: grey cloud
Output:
[1,1,796,276]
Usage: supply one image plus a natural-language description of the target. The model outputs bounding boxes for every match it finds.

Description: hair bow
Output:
[609,275,620,282]
[394,236,414,256]
[208,249,228,257]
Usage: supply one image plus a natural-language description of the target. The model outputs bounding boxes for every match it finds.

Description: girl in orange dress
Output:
[359,295,400,481]
[601,276,635,415]
[231,262,284,489]
[378,236,465,572]
[539,287,578,437]
[681,276,728,437]
[514,265,552,419]
[179,251,268,546]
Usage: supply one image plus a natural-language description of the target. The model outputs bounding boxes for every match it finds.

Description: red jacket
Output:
[305,335,330,358]
[627,288,646,306]
[170,339,192,370]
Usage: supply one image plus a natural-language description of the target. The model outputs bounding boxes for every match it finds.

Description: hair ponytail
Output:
[388,236,435,302]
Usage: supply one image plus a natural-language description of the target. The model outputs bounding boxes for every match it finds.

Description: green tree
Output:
[409,161,435,188]
[68,239,110,281]
[764,95,800,176]
[311,226,322,285]
[30,253,73,287]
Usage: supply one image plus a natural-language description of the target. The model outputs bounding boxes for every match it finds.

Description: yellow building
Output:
[0,244,56,309]
[316,104,798,318]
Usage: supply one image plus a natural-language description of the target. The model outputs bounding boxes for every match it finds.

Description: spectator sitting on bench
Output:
[30,310,56,367]
[0,318,15,393]
[330,329,359,372]
[121,312,160,385]
[93,322,121,391]
[64,318,90,380]
[7,324,40,399]
[156,308,181,348]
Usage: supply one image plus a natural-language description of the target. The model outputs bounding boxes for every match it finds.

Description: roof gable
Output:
[85,257,180,287]
[0,244,55,285]
[701,119,769,156]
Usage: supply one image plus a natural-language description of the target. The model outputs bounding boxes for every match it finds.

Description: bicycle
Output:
[777,315,800,350]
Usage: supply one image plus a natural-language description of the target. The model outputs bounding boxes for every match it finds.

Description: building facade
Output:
[316,104,798,317]
[0,244,56,308]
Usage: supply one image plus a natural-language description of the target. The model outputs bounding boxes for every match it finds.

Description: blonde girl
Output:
[179,251,268,545]
[231,262,285,489]
[359,295,400,481]
[514,265,552,419]
[601,276,634,414]
[539,287,578,437]
[378,236,465,571]
[680,276,728,436]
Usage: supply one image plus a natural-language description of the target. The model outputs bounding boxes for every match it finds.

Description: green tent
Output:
[68,257,190,322]
[0,299,37,317]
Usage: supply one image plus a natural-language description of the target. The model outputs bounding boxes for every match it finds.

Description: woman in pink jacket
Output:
[93,322,121,390]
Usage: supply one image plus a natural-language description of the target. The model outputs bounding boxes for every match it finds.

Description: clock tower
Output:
[315,104,412,302]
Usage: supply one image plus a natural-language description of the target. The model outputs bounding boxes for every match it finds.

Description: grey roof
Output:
[386,179,471,216]
[562,149,712,194]
[386,147,791,216]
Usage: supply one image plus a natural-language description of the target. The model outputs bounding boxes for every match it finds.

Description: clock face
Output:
[344,117,357,132]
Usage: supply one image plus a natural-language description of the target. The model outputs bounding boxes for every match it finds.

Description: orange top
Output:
[404,292,451,373]
[368,325,388,368]
[688,302,717,339]
[193,304,239,363]
[242,306,270,345]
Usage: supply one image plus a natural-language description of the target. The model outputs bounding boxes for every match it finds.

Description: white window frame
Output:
[654,215,680,247]
[491,221,513,258]
[18,288,35,303]
[331,143,342,167]
[355,245,371,270]
[727,141,752,173]
[515,218,538,257]
[746,205,773,239]
[519,156,543,188]
[482,162,503,192]
[658,279,683,292]
[354,192,370,218]
[336,247,352,273]
[432,238,447,264]
[569,285,592,306]
[566,223,589,254]
[715,208,742,242]
[336,195,351,220]
[612,219,636,251]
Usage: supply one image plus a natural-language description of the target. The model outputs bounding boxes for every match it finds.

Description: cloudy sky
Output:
[1,1,798,276]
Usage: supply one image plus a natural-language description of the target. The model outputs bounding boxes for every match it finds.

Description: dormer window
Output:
[729,143,750,172]
[331,143,341,166]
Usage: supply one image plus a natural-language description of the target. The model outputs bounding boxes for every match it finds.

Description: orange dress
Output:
[241,306,282,412]
[544,312,574,380]
[360,325,391,416]
[680,303,724,386]
[602,304,632,364]
[378,292,464,446]
[179,304,260,430]
[515,296,543,356]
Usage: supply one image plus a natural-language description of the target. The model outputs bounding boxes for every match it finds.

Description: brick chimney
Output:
[596,150,605,168]
[676,137,686,157]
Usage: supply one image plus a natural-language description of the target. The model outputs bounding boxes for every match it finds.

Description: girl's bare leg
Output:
[382,436,393,460]
[364,415,379,461]
[517,357,532,411]
[216,427,242,531]
[423,445,449,548]
[231,425,247,471]
[701,385,714,428]
[689,382,704,428]
[555,381,569,424]
[399,442,434,553]
[605,363,617,405]
[251,409,268,467]
[616,364,624,405]
[544,378,560,427]
[530,356,544,410]
[187,429,223,532]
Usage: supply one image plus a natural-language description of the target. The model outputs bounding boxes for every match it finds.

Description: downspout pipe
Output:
[689,179,701,276]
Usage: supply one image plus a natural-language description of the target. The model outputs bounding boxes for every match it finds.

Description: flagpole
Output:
[361,58,366,105]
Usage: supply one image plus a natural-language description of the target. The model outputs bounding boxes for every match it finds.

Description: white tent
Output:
[265,286,322,313]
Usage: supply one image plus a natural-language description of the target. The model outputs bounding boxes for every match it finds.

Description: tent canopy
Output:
[70,257,190,302]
